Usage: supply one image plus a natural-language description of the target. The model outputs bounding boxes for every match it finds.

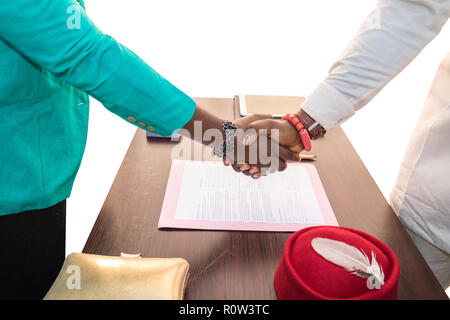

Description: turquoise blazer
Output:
[0,0,196,215]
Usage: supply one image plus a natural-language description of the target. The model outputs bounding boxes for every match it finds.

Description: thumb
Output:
[243,119,277,146]
[235,113,273,129]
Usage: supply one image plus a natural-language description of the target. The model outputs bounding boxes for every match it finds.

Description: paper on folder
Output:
[158,160,338,232]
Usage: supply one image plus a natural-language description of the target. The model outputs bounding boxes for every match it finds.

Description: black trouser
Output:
[0,201,66,300]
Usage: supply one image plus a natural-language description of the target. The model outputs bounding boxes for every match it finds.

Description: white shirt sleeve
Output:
[302,0,450,130]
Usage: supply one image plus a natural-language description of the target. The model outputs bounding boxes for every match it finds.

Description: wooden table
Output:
[83,97,447,300]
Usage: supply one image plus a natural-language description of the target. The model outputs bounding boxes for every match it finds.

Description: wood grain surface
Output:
[83,97,447,300]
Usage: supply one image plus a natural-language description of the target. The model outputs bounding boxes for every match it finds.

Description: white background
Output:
[68,0,449,294]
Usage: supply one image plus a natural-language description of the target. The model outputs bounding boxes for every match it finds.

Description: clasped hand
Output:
[223,114,304,179]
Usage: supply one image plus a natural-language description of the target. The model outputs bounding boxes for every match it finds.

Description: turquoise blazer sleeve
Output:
[0,0,196,136]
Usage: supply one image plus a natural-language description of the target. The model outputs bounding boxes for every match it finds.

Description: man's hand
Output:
[245,118,303,153]
[224,115,303,179]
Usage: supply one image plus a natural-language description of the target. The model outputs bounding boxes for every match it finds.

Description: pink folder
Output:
[158,160,338,232]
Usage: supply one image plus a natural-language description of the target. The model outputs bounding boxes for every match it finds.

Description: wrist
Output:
[294,109,326,140]
[212,120,238,159]
[282,114,312,152]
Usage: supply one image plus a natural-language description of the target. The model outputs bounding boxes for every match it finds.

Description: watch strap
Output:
[294,109,326,140]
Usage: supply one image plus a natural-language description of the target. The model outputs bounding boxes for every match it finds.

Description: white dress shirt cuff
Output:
[301,81,355,130]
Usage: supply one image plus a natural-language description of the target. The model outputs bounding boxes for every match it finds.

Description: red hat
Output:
[274,226,400,300]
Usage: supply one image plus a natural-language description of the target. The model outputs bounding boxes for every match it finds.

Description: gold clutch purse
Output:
[44,253,189,300]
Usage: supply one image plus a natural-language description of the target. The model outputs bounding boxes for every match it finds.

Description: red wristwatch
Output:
[282,114,312,152]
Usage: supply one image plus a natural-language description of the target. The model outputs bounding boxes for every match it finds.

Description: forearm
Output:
[181,104,226,147]
[0,0,196,136]
[301,0,450,130]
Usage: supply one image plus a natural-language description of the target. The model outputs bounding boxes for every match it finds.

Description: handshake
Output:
[219,113,306,179]
[180,105,323,176]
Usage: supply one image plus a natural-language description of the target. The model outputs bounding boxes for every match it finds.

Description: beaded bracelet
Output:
[282,114,312,152]
[213,120,238,158]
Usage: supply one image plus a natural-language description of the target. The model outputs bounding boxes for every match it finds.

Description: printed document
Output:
[158,160,338,232]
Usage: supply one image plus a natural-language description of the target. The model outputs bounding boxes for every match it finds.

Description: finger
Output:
[278,159,287,172]
[233,163,250,172]
[223,158,231,166]
[231,164,242,173]
[248,166,259,174]
[251,172,262,179]
[238,113,273,126]
[276,144,300,162]
[235,114,273,132]
[239,163,250,171]
[289,144,304,154]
